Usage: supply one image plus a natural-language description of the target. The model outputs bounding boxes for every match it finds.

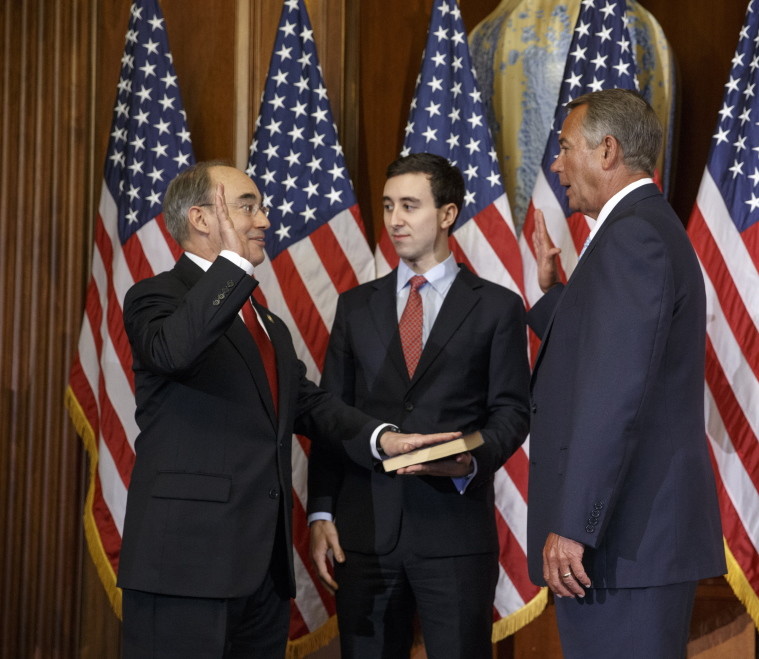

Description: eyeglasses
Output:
[199,201,269,217]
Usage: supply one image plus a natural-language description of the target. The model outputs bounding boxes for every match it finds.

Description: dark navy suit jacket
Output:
[526,184,725,588]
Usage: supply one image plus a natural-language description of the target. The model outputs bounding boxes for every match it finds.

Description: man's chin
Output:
[250,250,267,267]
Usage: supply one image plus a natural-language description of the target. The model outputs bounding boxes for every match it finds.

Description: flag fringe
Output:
[65,386,123,618]
[723,537,759,631]
[285,614,338,659]
[491,587,548,643]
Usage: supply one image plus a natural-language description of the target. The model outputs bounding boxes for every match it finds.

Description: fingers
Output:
[533,208,547,251]
[396,452,472,477]
[314,552,339,594]
[542,532,590,598]
[532,208,562,292]
[309,520,343,594]
[382,430,462,456]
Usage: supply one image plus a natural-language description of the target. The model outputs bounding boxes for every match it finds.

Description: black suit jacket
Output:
[527,184,726,588]
[117,254,379,599]
[307,264,530,557]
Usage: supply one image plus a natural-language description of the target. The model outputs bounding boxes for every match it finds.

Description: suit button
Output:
[591,509,601,518]
[227,280,235,287]
[594,502,604,510]
[404,401,414,412]
[212,299,220,306]
[585,525,595,533]
[268,488,279,499]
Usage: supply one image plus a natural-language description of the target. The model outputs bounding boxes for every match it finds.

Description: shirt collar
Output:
[590,178,654,238]
[185,251,213,272]
[396,253,458,295]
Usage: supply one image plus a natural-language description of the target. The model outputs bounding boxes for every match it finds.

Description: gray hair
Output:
[566,89,662,176]
[162,160,231,245]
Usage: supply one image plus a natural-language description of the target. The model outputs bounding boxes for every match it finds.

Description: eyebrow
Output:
[383,195,421,204]
[235,191,259,203]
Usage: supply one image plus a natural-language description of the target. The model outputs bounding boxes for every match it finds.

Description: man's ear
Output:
[439,203,457,230]
[187,206,211,236]
[601,134,621,169]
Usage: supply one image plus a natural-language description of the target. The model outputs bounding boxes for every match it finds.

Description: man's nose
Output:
[256,208,271,229]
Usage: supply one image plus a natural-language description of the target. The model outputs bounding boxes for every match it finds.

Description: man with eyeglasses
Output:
[117,161,459,658]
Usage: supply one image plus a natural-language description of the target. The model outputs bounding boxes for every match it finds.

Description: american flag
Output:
[376,0,525,300]
[245,0,374,652]
[686,0,759,628]
[520,0,639,307]
[378,0,544,640]
[65,0,193,613]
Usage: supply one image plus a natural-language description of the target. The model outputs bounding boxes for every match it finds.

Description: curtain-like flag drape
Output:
[66,0,193,615]
[246,0,374,655]
[686,0,759,630]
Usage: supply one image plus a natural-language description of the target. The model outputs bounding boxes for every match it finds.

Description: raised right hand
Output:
[212,183,250,262]
[533,209,562,293]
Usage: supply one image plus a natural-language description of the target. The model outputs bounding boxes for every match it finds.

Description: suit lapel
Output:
[412,266,479,385]
[173,254,279,429]
[250,300,280,428]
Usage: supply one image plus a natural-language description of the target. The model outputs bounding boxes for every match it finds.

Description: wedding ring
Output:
[561,572,572,578]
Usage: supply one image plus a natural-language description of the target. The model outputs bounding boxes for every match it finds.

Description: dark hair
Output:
[566,89,662,175]
[386,152,465,213]
[162,160,231,244]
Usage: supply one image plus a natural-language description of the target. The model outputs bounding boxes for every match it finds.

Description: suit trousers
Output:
[553,581,698,659]
[122,511,291,659]
[334,517,498,659]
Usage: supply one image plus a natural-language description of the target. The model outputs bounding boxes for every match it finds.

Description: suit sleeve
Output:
[123,257,255,377]
[469,290,530,486]
[294,295,380,469]
[554,217,671,547]
[526,284,564,339]
[307,293,352,514]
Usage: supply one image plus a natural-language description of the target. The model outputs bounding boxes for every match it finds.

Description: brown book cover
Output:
[382,434,484,472]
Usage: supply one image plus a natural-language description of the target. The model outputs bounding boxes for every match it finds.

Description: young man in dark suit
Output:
[308,153,530,658]
[529,89,725,658]
[118,161,458,658]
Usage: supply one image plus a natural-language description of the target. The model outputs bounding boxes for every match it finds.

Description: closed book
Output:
[382,434,484,472]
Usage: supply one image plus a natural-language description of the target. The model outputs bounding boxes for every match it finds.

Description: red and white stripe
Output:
[68,182,179,583]
[254,205,374,639]
[688,169,759,622]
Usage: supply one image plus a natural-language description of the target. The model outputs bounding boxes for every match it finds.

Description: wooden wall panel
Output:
[641,0,747,221]
[0,0,94,656]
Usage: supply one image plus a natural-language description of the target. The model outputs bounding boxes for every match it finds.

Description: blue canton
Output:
[708,0,759,232]
[542,0,638,216]
[247,0,357,261]
[402,0,505,230]
[105,0,194,245]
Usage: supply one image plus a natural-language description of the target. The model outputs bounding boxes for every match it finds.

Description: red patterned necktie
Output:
[399,275,427,378]
[241,300,278,414]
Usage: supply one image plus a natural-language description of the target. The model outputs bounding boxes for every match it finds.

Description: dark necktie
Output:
[399,275,427,378]
[241,300,278,414]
